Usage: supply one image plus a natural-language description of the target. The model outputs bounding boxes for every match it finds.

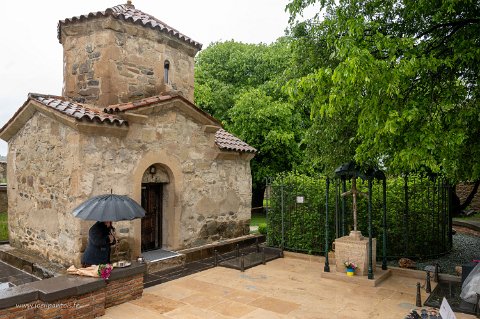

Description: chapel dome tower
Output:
[58,1,202,106]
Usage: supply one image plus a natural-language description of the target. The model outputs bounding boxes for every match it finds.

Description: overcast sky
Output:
[0,0,318,156]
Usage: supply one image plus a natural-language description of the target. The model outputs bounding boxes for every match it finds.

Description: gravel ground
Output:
[415,232,480,275]
[388,230,480,275]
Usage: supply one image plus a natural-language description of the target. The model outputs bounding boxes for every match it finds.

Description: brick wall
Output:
[105,274,143,308]
[0,273,143,319]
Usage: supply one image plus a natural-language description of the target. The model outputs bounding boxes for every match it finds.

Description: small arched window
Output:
[164,60,170,84]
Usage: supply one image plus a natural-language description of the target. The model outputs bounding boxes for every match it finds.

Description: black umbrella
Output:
[71,194,146,221]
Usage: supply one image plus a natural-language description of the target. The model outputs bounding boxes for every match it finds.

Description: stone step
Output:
[321,267,392,287]
[144,253,186,274]
[177,234,265,263]
[143,234,266,287]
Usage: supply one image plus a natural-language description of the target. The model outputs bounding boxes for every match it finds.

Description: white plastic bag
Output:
[460,262,480,304]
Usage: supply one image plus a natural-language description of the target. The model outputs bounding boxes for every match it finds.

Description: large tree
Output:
[286,0,480,187]
[195,39,305,208]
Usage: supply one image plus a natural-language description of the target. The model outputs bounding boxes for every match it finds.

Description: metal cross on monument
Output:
[341,175,368,237]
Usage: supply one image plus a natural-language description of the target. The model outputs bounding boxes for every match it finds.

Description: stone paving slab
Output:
[101,254,477,319]
[0,260,39,287]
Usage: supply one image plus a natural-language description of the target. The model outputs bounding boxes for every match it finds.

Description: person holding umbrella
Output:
[72,193,146,266]
[82,221,117,267]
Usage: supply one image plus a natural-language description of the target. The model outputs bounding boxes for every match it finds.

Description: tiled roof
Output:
[29,94,127,126]
[215,129,257,153]
[106,95,256,153]
[104,94,222,126]
[58,3,202,50]
[104,95,176,113]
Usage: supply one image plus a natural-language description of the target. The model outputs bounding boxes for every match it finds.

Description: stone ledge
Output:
[321,268,391,287]
[388,266,461,282]
[0,244,65,278]
[283,251,324,263]
[452,219,480,232]
[178,234,265,263]
[0,261,146,309]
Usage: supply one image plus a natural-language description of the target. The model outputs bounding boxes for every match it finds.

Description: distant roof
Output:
[215,129,257,154]
[58,3,202,50]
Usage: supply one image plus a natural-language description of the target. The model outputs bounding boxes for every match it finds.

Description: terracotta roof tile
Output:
[29,94,127,126]
[104,94,222,126]
[58,3,202,50]
[215,129,257,153]
[104,95,174,113]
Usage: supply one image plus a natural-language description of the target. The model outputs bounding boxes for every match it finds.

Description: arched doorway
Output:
[141,164,170,251]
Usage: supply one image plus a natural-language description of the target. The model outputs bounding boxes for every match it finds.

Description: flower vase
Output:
[346,268,355,276]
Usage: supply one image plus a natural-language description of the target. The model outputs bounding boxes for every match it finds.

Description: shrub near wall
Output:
[266,174,335,254]
[266,172,450,259]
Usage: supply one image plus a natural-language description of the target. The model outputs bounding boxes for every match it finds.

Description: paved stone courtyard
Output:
[101,255,476,319]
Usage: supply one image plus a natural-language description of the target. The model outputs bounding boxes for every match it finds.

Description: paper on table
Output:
[439,297,456,319]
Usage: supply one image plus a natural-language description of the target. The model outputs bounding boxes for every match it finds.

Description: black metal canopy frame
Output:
[324,162,387,280]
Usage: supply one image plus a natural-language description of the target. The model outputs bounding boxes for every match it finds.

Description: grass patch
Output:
[456,213,480,221]
[0,212,7,241]
[250,211,266,226]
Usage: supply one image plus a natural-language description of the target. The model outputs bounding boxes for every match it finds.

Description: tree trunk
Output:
[451,180,480,215]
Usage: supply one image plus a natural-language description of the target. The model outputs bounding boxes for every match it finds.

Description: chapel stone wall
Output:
[6,112,84,266]
[61,17,197,106]
[76,101,252,252]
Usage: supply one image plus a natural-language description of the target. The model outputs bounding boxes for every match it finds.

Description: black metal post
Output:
[335,180,339,239]
[416,282,422,307]
[342,178,346,237]
[447,183,453,250]
[404,175,409,256]
[265,178,270,245]
[368,179,374,280]
[256,237,260,253]
[324,177,330,272]
[382,178,388,270]
[240,253,245,272]
[425,271,431,293]
[474,293,479,315]
[262,248,266,265]
[281,184,285,251]
[434,263,439,282]
[214,249,218,267]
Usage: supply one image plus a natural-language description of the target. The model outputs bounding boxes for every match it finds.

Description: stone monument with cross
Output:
[334,165,376,276]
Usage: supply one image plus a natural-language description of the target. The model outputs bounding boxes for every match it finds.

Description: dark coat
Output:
[81,222,114,265]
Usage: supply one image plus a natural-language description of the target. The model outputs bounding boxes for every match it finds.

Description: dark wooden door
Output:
[141,183,163,251]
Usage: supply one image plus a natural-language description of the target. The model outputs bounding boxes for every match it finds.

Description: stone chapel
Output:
[0,2,256,266]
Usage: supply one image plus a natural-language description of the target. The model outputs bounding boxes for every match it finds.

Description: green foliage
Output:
[250,212,267,226]
[267,172,449,258]
[258,223,267,235]
[0,212,8,241]
[266,173,336,254]
[195,39,294,124]
[229,89,302,188]
[195,39,308,205]
[285,0,480,181]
